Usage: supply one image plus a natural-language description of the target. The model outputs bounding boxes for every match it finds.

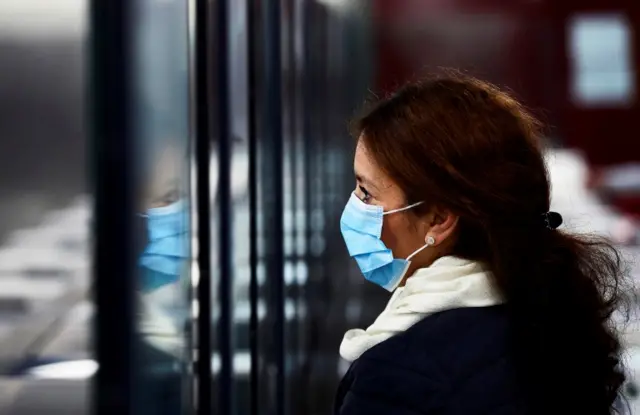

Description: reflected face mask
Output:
[340,192,428,292]
[139,200,189,292]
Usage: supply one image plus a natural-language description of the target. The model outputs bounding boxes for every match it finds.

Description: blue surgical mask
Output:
[340,192,431,291]
[139,200,189,292]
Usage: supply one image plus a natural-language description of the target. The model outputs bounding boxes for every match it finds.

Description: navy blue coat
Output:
[334,305,527,415]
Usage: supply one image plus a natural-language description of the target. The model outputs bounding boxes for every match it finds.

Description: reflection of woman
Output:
[336,74,627,414]
[139,144,188,298]
[136,144,189,414]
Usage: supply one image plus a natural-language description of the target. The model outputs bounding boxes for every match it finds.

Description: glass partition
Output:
[132,0,192,413]
[92,0,193,413]
[92,1,374,414]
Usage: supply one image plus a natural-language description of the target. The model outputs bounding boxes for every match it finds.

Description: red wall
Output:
[549,0,640,166]
[372,0,640,167]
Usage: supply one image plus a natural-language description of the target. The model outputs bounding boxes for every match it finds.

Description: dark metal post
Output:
[247,0,260,414]
[213,0,235,413]
[262,0,286,413]
[194,0,213,413]
[90,0,137,414]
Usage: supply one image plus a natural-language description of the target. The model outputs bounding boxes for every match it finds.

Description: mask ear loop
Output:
[384,201,424,215]
[406,235,435,261]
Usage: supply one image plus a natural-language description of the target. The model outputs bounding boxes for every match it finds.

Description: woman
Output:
[335,73,628,414]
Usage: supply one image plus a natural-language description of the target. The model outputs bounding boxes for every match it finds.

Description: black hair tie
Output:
[542,211,563,230]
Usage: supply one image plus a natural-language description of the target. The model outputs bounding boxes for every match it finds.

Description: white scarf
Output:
[339,255,504,362]
[138,291,185,357]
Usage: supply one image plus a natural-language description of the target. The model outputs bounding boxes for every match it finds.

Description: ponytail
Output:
[484,223,627,414]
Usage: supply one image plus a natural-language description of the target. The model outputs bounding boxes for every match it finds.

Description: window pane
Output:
[568,13,636,107]
[132,0,193,413]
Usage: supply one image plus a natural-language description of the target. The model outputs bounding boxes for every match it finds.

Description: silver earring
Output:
[425,235,435,246]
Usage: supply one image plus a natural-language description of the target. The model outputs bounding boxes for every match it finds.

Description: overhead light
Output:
[315,0,352,13]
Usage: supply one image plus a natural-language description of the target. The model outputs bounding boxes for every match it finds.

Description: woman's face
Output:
[353,139,440,271]
[145,144,182,209]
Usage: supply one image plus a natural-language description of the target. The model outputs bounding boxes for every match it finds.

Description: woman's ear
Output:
[426,210,458,247]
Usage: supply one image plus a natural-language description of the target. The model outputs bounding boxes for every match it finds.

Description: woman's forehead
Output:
[354,140,394,191]
[354,141,376,178]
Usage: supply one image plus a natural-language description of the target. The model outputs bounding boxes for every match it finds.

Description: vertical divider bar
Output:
[300,1,316,412]
[214,0,234,413]
[263,0,286,413]
[283,1,300,412]
[186,0,197,409]
[91,0,136,414]
[194,0,212,413]
[247,0,260,413]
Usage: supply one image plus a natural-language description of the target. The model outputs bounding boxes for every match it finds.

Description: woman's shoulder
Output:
[363,308,514,391]
[337,306,523,414]
[365,304,510,362]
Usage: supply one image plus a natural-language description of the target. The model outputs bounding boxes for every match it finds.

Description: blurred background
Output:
[0,0,638,414]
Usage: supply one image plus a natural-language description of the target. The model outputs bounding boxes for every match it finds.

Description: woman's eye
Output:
[359,185,371,202]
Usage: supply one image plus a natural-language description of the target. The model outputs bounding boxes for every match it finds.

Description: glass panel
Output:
[131,0,192,413]
[252,1,287,414]
[227,0,253,412]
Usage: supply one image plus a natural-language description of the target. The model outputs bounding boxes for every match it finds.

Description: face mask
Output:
[340,192,433,292]
[139,200,189,292]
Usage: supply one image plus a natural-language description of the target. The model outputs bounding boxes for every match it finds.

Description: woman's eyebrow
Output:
[355,173,379,190]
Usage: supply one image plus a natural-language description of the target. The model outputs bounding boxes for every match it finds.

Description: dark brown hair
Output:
[353,72,627,413]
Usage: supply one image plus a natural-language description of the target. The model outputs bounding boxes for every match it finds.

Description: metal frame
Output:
[263,0,286,412]
[194,0,235,413]
[193,0,214,413]
[90,0,137,413]
[213,0,235,413]
[247,0,260,413]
